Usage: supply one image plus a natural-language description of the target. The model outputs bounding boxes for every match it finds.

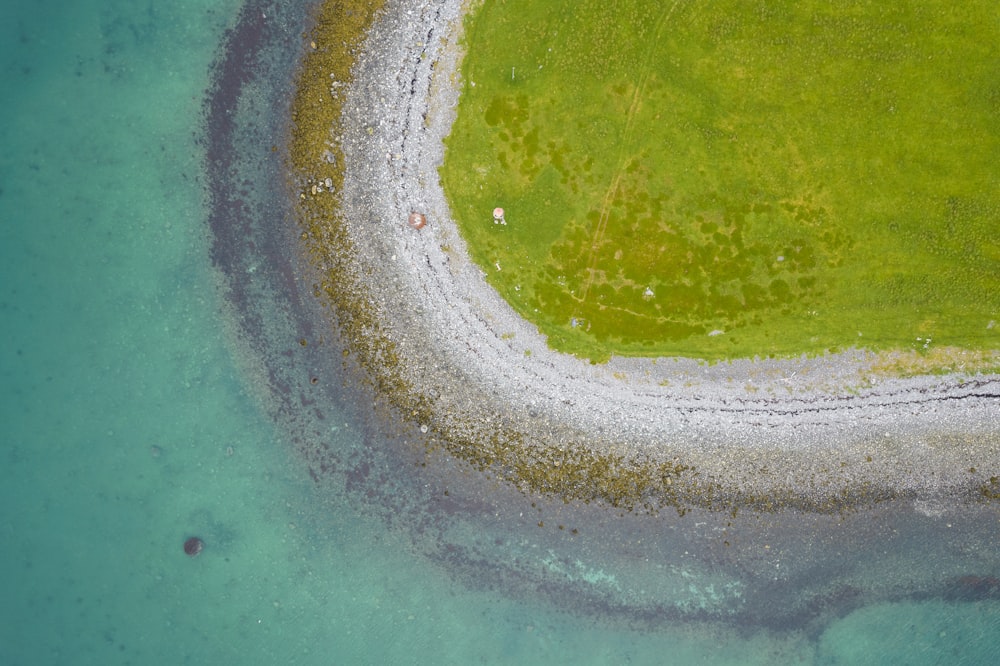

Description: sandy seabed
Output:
[327,0,999,512]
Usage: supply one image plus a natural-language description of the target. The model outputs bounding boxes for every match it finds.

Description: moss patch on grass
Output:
[441,0,1000,363]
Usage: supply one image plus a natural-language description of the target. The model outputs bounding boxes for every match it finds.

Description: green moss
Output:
[981,477,1000,502]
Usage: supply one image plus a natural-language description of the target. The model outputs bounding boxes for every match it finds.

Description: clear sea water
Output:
[1,1,997,664]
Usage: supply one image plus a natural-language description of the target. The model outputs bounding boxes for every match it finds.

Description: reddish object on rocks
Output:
[408,212,427,229]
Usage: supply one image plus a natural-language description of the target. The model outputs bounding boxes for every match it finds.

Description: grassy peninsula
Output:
[441,0,1000,362]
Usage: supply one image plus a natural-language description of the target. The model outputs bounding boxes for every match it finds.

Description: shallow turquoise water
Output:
[1,1,997,664]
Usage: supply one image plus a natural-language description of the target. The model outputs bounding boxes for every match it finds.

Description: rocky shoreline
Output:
[324,0,999,512]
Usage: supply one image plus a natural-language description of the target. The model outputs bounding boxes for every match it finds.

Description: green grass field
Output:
[440,0,999,363]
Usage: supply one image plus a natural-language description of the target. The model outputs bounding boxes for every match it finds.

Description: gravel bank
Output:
[332,0,1000,510]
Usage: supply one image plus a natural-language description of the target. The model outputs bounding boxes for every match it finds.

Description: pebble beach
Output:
[327,0,1000,511]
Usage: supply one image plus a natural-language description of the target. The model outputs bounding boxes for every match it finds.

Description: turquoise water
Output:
[1,0,997,664]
